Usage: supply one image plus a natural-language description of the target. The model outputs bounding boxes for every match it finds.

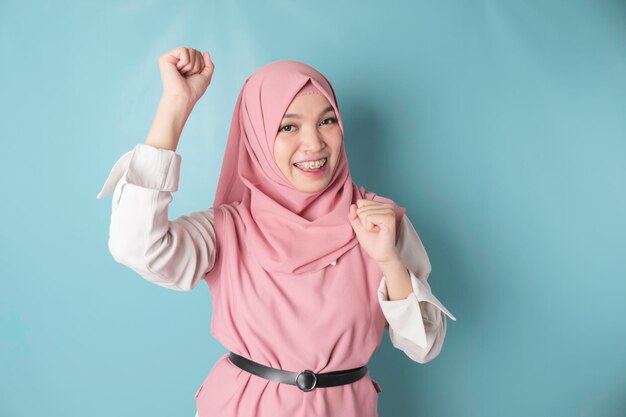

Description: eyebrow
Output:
[282,105,335,119]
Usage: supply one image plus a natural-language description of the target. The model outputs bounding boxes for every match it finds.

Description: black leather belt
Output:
[228,352,368,392]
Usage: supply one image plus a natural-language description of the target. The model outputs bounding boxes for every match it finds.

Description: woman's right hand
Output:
[158,46,215,106]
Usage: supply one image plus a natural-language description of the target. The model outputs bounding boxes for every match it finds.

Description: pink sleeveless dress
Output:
[193,199,400,417]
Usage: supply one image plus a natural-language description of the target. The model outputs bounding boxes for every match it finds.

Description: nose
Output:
[300,125,326,152]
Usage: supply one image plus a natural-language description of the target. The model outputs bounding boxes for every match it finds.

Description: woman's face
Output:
[273,93,343,193]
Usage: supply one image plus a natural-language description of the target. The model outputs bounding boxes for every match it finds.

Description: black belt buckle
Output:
[296,369,318,392]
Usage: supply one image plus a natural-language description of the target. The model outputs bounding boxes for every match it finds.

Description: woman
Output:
[97,46,456,417]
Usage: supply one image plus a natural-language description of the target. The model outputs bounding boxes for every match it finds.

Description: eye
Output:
[321,117,337,126]
[279,124,295,133]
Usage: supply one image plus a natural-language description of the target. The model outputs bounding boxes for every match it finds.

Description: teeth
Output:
[294,158,327,170]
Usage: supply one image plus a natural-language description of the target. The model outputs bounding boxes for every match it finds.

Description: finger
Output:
[362,216,377,231]
[357,209,394,221]
[356,199,393,209]
[348,204,359,222]
[356,204,393,213]
[181,49,197,74]
[200,51,215,79]
[159,51,185,80]
[187,51,198,74]
[348,204,363,230]
[159,51,177,66]
[192,50,202,73]
[356,209,376,230]
[177,53,190,75]
[348,203,355,219]
[356,207,394,218]
[177,48,190,71]
[355,199,374,208]
[357,212,393,231]
[190,51,202,74]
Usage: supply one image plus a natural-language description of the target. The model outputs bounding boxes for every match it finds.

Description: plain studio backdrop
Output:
[1,1,625,416]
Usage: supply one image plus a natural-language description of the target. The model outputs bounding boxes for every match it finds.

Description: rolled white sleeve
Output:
[377,215,457,363]
[96,143,217,292]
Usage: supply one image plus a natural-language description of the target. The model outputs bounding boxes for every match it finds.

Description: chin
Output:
[294,179,329,193]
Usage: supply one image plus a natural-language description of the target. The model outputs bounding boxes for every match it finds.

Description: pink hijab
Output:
[211,60,405,275]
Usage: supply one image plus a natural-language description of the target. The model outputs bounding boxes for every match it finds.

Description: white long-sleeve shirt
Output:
[96,143,456,366]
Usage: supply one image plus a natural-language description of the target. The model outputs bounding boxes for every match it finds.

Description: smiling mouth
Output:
[292,157,328,171]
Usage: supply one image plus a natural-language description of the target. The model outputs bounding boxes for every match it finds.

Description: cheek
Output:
[274,140,294,170]
[330,134,343,162]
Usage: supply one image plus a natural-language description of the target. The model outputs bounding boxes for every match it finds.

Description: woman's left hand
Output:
[348,199,399,264]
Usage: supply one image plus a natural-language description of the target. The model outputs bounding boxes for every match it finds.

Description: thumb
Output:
[159,54,184,81]
[348,204,362,231]
[200,51,214,78]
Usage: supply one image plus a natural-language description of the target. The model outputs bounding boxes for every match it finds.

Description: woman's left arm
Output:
[377,215,457,364]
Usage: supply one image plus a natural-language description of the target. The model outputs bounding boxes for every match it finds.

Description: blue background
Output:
[1,1,625,416]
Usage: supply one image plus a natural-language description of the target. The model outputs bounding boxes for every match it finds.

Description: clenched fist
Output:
[158,46,215,105]
[348,199,400,264]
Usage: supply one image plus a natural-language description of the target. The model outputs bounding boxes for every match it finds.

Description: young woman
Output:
[97,46,456,417]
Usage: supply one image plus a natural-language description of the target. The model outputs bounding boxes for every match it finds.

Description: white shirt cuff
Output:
[377,268,457,348]
[96,143,181,199]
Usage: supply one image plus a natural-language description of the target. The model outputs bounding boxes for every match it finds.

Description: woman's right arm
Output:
[96,47,217,291]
